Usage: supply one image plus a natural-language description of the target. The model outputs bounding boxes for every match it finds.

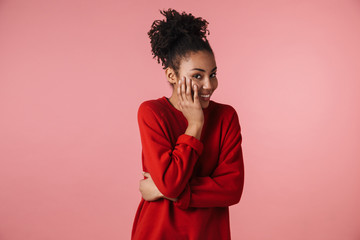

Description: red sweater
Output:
[131,96,244,240]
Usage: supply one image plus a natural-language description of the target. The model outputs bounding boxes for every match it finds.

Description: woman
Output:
[131,8,245,240]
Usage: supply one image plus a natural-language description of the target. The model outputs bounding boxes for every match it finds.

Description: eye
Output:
[210,72,217,78]
[193,74,202,79]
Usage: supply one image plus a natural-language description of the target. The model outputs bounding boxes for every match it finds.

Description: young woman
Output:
[131,8,245,240]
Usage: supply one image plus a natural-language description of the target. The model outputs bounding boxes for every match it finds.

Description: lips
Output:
[199,93,212,101]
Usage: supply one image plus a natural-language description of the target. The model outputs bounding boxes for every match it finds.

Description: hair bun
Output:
[159,8,210,41]
[148,8,213,73]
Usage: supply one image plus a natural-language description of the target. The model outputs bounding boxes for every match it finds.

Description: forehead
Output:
[180,50,216,71]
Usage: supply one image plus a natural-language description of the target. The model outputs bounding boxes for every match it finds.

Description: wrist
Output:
[188,120,204,127]
[185,122,203,140]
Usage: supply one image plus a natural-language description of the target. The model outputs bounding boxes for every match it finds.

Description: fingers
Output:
[185,77,192,101]
[177,76,194,103]
[193,84,199,102]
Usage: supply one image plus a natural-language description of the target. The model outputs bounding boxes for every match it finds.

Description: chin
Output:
[200,101,210,109]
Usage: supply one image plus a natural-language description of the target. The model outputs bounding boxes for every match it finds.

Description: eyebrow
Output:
[191,66,217,72]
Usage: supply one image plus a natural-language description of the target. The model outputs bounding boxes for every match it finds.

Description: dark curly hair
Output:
[147,8,213,78]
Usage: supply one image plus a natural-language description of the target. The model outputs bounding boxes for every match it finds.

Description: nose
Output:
[202,77,213,90]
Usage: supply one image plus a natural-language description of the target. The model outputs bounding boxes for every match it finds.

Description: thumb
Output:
[143,172,151,178]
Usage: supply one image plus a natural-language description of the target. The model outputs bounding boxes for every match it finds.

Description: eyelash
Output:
[193,72,217,79]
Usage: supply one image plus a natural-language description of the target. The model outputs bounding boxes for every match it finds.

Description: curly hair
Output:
[147,8,213,77]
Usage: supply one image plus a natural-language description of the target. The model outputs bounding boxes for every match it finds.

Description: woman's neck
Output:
[168,91,181,111]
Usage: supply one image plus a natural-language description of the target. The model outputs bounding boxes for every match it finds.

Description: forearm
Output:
[157,123,203,197]
[142,133,203,198]
[173,172,244,209]
[175,137,244,209]
[188,172,244,208]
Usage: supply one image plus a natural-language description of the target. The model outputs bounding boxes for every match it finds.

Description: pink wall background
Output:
[1,0,359,239]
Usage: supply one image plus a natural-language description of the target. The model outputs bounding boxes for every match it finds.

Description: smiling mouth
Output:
[199,93,212,101]
[190,89,212,101]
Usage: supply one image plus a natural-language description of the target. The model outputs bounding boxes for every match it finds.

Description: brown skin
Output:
[139,172,177,202]
[139,50,218,202]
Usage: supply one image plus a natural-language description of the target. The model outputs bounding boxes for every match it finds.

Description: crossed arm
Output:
[139,109,244,209]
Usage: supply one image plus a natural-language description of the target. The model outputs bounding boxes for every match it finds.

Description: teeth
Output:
[200,94,210,97]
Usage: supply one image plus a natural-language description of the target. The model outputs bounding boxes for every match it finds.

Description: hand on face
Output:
[177,76,204,126]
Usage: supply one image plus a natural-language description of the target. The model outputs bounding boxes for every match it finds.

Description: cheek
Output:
[213,79,219,90]
[191,79,200,89]
[191,78,200,84]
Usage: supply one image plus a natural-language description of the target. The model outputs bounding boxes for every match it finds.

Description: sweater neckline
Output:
[161,96,213,114]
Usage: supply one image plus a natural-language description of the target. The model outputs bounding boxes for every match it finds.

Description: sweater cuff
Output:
[177,134,203,155]
[173,184,191,210]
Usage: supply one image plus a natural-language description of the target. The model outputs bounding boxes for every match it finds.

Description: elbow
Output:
[233,167,245,204]
[226,187,243,206]
[232,189,243,205]
[228,176,244,206]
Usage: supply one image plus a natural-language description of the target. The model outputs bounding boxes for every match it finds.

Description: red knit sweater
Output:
[131,96,244,240]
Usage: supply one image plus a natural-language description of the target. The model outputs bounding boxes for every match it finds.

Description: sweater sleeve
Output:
[138,102,203,199]
[174,110,244,209]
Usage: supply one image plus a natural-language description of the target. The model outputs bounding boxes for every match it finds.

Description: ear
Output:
[165,67,177,85]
